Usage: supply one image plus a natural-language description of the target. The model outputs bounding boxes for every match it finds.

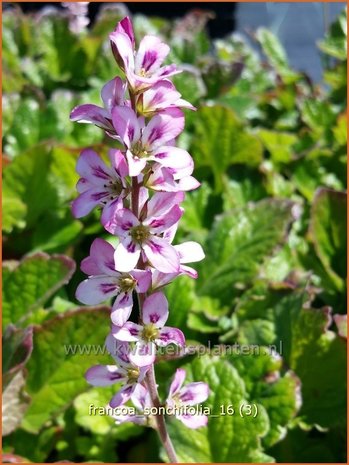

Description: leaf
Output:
[191,105,263,191]
[290,306,346,429]
[229,347,300,447]
[2,191,27,234]
[3,144,58,229]
[3,253,76,327]
[3,326,33,387]
[196,199,295,304]
[21,307,111,433]
[256,28,299,82]
[2,371,30,436]
[165,356,273,463]
[258,129,297,164]
[309,188,346,289]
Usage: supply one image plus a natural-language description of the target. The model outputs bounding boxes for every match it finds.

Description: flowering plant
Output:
[71,17,209,461]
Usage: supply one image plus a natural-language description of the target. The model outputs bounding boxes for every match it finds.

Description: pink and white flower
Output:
[72,148,129,223]
[85,335,150,408]
[111,383,151,426]
[166,368,209,429]
[112,106,192,177]
[110,17,180,93]
[105,192,184,274]
[70,77,126,136]
[76,238,151,326]
[146,164,200,193]
[138,80,195,116]
[113,292,185,367]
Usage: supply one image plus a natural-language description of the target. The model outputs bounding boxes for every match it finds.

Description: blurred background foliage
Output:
[2,3,347,463]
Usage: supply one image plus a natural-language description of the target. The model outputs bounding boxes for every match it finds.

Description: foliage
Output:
[2,5,347,463]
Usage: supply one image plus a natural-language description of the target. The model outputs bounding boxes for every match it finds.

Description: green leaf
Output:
[258,129,297,164]
[256,28,299,82]
[196,199,295,304]
[191,105,263,191]
[22,307,111,433]
[3,371,30,436]
[2,190,27,233]
[3,326,33,387]
[229,347,300,447]
[309,188,346,288]
[165,356,273,463]
[290,306,346,428]
[3,144,58,229]
[3,253,75,327]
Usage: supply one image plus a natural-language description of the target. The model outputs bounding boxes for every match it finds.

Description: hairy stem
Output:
[146,365,178,463]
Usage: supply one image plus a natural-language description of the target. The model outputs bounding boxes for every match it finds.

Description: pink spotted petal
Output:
[130,269,152,293]
[101,77,126,110]
[76,177,89,194]
[131,383,150,411]
[72,189,108,218]
[151,270,177,290]
[179,382,210,406]
[146,205,183,234]
[175,242,205,264]
[146,165,178,192]
[126,149,147,177]
[145,191,184,219]
[113,322,142,342]
[112,106,140,148]
[169,368,186,397]
[129,341,156,367]
[111,293,133,327]
[116,16,135,46]
[142,292,168,327]
[101,197,124,228]
[75,149,113,183]
[156,64,181,79]
[177,176,200,191]
[143,236,180,273]
[105,335,130,366]
[114,238,141,272]
[108,148,129,178]
[110,384,135,408]
[110,30,135,73]
[135,35,170,74]
[81,238,116,276]
[142,108,184,149]
[76,276,119,305]
[85,365,126,386]
[157,326,185,347]
[151,146,193,174]
[105,208,138,236]
[180,264,198,279]
[70,104,113,131]
[177,414,208,429]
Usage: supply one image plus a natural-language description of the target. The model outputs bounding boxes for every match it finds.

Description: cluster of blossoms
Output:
[70,17,209,440]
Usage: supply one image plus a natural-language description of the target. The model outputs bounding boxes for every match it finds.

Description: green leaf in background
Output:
[22,307,111,433]
[196,199,295,304]
[3,145,58,229]
[3,253,76,327]
[229,347,300,447]
[2,190,27,234]
[3,325,33,387]
[258,129,297,164]
[290,306,346,429]
[191,105,263,191]
[309,188,346,289]
[165,356,272,463]
[256,28,299,83]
